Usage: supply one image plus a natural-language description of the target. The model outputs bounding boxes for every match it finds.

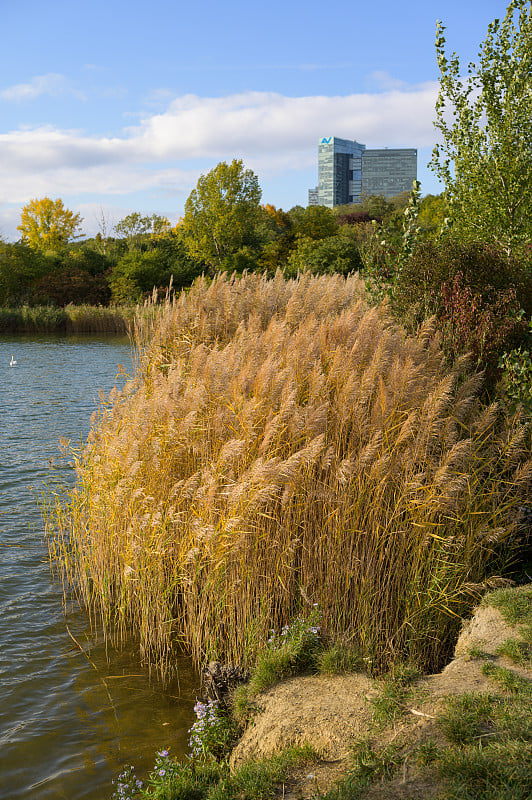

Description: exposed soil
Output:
[230,591,532,799]
[231,673,375,768]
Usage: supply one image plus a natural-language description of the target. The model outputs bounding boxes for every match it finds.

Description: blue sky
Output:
[0,0,508,240]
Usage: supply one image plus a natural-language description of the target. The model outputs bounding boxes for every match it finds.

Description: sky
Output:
[0,0,509,241]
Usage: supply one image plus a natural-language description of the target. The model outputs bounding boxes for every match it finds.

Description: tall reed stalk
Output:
[47,271,532,678]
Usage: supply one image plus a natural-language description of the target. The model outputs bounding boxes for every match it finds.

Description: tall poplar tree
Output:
[430,0,532,255]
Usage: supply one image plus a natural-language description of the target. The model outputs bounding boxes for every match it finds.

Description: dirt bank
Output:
[230,587,532,798]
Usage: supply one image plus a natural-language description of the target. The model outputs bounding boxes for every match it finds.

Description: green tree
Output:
[109,250,172,303]
[114,212,172,246]
[17,197,83,251]
[182,159,262,269]
[286,232,363,278]
[417,193,449,237]
[0,243,48,304]
[431,0,532,254]
[288,204,338,240]
[108,232,202,302]
[114,212,152,248]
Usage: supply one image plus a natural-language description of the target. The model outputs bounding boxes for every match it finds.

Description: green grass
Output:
[369,663,422,725]
[497,637,532,666]
[482,585,532,668]
[481,662,532,698]
[210,745,316,800]
[230,609,368,727]
[319,680,532,800]
[437,740,532,800]
[438,692,501,745]
[434,610,532,799]
[314,739,402,800]
[434,655,532,799]
[245,611,323,697]
[118,745,317,800]
[316,642,365,676]
[482,585,532,627]
[316,587,532,800]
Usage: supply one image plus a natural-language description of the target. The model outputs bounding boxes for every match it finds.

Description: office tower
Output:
[309,137,417,207]
[362,148,418,199]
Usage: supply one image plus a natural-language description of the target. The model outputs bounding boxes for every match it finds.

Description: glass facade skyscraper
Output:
[362,148,418,199]
[309,137,417,207]
[316,137,366,207]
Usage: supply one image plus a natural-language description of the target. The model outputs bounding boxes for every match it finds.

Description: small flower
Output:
[159,768,166,777]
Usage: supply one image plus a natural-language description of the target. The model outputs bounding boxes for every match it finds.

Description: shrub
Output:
[32,266,111,306]
[391,238,531,383]
[499,323,532,413]
[393,238,531,316]
[436,272,527,383]
[336,210,377,226]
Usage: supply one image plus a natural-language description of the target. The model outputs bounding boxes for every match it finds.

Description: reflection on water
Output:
[0,335,197,800]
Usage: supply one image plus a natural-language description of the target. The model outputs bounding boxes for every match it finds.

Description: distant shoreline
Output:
[0,304,136,335]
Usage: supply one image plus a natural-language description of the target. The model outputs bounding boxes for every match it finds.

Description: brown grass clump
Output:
[47,271,532,679]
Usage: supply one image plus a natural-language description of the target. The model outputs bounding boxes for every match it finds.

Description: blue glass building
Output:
[309,137,417,207]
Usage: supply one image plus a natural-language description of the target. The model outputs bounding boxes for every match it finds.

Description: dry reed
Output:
[47,271,532,678]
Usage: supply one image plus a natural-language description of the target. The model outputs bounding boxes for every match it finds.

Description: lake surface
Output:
[0,335,197,800]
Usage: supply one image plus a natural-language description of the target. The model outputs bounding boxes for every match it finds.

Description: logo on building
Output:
[320,137,332,144]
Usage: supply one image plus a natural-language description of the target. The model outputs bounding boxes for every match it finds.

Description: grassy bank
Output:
[0,303,137,334]
[46,271,531,680]
[109,585,532,800]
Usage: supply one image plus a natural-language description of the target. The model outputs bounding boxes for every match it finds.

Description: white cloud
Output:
[132,85,439,161]
[1,73,84,102]
[0,84,440,213]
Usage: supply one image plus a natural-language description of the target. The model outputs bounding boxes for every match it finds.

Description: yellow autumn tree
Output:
[17,197,83,250]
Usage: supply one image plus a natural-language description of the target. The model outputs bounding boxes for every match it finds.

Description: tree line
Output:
[0,166,447,307]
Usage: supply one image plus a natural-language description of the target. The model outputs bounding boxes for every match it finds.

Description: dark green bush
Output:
[391,238,531,387]
[393,238,531,322]
[32,266,111,306]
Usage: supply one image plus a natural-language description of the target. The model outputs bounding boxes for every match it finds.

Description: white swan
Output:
[9,354,16,366]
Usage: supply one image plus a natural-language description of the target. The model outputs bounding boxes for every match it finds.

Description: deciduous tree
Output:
[430,0,532,254]
[17,197,83,251]
[0,243,47,304]
[182,159,262,269]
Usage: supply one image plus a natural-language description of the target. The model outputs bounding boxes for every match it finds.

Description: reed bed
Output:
[0,304,137,334]
[64,304,135,334]
[47,271,532,678]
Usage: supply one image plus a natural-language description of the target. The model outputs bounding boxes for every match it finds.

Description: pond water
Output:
[0,335,197,800]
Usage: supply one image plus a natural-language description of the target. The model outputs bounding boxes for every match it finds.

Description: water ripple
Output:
[0,335,197,800]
